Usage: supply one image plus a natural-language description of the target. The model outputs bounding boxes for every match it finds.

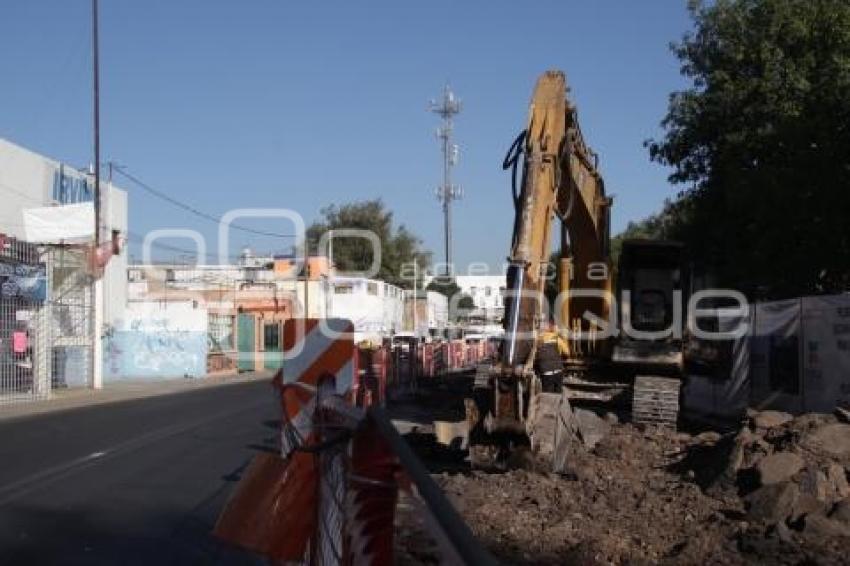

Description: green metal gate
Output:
[237,313,255,372]
[263,322,282,371]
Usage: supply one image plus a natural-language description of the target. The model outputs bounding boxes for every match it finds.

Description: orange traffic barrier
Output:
[214,449,318,560]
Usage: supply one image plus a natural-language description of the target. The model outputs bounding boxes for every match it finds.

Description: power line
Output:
[125,231,243,261]
[113,168,297,240]
[124,231,285,263]
[0,182,285,263]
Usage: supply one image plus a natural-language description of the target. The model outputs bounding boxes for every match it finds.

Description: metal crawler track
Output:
[631,375,681,427]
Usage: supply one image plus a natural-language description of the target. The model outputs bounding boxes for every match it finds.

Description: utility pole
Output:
[429,85,462,276]
[92,0,100,247]
[91,0,104,391]
[412,260,418,337]
[304,260,310,318]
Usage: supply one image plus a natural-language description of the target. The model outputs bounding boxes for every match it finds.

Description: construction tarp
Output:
[751,298,803,413]
[800,295,850,412]
[684,293,850,419]
[748,294,850,413]
[23,202,94,243]
[682,308,751,420]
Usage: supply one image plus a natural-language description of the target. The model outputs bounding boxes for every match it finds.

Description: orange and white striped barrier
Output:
[215,336,499,565]
[278,318,355,457]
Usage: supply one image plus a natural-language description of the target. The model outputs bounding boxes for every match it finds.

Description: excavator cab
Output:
[613,239,687,371]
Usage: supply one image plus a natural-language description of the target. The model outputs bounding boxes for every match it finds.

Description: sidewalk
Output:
[0,371,275,423]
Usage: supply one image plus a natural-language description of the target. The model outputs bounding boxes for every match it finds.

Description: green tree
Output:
[425,277,476,321]
[425,276,461,299]
[649,0,850,298]
[306,199,431,289]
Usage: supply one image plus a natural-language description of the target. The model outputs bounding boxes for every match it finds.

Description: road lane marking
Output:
[0,401,268,507]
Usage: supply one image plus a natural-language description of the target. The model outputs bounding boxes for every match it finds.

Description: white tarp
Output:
[682,308,751,420]
[801,295,850,412]
[750,298,803,413]
[23,202,94,243]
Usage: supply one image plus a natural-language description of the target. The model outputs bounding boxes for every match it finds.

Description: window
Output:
[264,323,281,350]
[485,287,492,297]
[470,286,477,296]
[367,282,379,296]
[335,284,354,294]
[208,314,235,352]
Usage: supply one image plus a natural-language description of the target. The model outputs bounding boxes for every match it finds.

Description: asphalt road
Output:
[0,379,278,565]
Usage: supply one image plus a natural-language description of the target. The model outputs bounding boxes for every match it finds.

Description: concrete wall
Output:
[104,301,208,380]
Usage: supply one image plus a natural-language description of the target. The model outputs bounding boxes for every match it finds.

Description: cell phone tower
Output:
[429,84,462,276]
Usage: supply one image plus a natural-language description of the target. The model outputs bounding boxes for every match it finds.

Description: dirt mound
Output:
[433,414,850,565]
[437,425,745,565]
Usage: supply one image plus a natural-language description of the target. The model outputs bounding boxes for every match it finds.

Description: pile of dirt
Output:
[696,410,850,552]
[433,412,850,565]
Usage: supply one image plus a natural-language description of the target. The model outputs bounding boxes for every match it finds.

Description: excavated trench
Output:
[390,374,850,565]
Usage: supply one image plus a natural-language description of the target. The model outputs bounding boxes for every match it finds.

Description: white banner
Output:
[23,202,94,243]
[682,309,750,420]
[751,299,803,413]
[801,295,850,412]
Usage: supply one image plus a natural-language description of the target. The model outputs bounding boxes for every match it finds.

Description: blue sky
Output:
[0,1,693,271]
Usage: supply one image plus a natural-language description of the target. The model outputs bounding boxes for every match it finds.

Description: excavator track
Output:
[631,375,681,427]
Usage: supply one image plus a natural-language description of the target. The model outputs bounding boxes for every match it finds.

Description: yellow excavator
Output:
[474,70,685,470]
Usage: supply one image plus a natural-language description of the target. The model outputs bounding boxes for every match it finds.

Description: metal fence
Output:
[0,236,50,403]
[0,236,95,405]
[49,247,94,390]
[216,377,498,565]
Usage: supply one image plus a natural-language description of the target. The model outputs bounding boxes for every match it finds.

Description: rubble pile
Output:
[429,409,850,565]
[704,410,850,550]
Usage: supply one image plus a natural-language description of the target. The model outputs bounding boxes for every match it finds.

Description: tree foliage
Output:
[306,199,431,289]
[648,0,850,298]
[425,276,475,321]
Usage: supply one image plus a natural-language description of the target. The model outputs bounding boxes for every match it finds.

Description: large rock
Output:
[752,410,794,430]
[804,423,850,457]
[799,465,850,505]
[800,467,830,502]
[790,493,824,522]
[574,408,610,450]
[827,463,850,499]
[746,481,800,524]
[831,498,850,525]
[757,452,805,486]
[804,511,850,538]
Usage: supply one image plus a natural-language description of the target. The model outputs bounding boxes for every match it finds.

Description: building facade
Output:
[0,138,128,399]
[127,256,407,374]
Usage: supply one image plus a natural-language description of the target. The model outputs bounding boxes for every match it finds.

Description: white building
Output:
[329,277,405,343]
[0,138,129,391]
[128,261,406,344]
[424,274,506,325]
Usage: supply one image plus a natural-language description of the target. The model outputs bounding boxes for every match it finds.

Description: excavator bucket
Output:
[527,386,615,473]
[527,389,579,474]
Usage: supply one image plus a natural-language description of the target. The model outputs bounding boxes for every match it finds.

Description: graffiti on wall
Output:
[105,331,207,379]
[105,303,208,381]
[105,317,207,380]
